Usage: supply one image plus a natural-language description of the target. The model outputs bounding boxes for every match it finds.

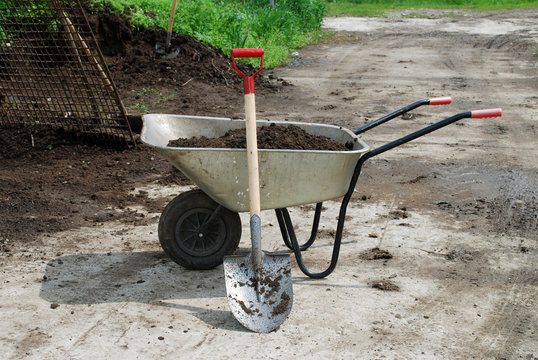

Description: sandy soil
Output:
[1,9,537,359]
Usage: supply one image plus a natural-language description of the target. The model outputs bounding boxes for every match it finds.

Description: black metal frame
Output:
[274,99,474,278]
[0,0,135,145]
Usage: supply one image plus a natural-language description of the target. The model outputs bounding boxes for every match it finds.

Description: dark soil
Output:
[359,248,393,261]
[369,279,400,292]
[84,1,273,88]
[0,126,189,244]
[82,1,285,119]
[168,123,352,151]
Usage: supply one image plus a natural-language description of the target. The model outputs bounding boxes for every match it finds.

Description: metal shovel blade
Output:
[223,251,293,333]
[154,44,180,59]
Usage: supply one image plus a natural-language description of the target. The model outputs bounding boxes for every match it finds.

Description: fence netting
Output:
[0,0,134,145]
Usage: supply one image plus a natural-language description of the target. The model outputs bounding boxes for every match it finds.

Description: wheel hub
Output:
[174,208,226,257]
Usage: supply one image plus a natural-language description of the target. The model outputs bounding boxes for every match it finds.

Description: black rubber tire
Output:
[158,189,241,270]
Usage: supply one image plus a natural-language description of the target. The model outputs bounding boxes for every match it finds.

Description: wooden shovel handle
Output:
[230,48,264,217]
[167,0,178,34]
[244,93,261,217]
[165,0,178,48]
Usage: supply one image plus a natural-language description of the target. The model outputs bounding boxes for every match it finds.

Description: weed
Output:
[156,93,175,104]
[130,102,148,114]
[228,24,250,49]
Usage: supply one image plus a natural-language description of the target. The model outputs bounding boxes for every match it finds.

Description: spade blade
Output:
[223,252,293,333]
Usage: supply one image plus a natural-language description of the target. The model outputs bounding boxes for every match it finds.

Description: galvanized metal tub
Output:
[141,114,369,212]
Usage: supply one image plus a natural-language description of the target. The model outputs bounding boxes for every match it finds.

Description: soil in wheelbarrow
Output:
[167,123,353,151]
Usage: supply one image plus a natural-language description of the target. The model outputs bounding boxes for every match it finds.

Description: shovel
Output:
[223,48,293,333]
[154,0,180,59]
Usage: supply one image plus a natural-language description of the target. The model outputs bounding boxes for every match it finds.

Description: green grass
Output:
[327,0,538,16]
[1,1,63,45]
[90,0,327,68]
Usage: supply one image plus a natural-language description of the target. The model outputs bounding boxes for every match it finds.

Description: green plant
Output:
[228,24,250,49]
[156,93,175,104]
[130,102,148,114]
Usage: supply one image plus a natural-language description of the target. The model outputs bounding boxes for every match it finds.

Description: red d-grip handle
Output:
[471,108,502,118]
[231,48,264,95]
[429,97,452,105]
[231,48,264,58]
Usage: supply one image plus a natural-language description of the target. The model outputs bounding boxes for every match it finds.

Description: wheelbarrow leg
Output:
[281,155,367,279]
[285,108,502,279]
[275,202,323,251]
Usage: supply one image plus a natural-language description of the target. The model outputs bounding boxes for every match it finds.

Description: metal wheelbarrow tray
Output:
[141,114,369,212]
[141,99,502,276]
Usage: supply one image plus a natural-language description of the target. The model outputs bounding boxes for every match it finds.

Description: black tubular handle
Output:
[353,97,452,135]
[363,108,502,160]
[285,108,501,279]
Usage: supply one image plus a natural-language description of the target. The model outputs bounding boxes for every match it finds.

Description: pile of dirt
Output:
[369,279,400,292]
[0,126,190,244]
[359,247,393,260]
[168,124,352,151]
[83,1,279,98]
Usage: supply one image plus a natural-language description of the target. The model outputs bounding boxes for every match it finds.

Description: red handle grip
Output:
[231,48,264,95]
[429,97,452,105]
[231,48,264,58]
[471,108,502,118]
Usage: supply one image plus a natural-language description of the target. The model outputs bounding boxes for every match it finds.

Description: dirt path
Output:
[1,9,537,359]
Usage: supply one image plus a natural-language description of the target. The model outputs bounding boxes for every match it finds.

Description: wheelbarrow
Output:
[141,49,502,331]
[141,103,502,275]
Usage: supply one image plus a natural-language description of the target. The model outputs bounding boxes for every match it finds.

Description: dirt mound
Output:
[359,247,393,260]
[168,124,352,151]
[83,1,276,92]
[369,279,400,291]
[0,125,191,243]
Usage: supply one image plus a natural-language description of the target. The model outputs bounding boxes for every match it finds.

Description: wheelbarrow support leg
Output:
[281,152,370,279]
[276,202,323,251]
[286,108,502,279]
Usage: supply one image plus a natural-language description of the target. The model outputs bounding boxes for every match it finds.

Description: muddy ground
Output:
[1,8,537,360]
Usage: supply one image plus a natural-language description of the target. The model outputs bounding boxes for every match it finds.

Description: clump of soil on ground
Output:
[445,249,475,262]
[359,247,393,260]
[369,279,400,291]
[168,124,352,151]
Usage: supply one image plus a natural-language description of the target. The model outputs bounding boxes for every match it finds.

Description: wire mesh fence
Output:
[0,0,134,145]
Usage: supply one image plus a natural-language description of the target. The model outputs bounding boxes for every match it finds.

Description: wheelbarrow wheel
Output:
[158,189,241,270]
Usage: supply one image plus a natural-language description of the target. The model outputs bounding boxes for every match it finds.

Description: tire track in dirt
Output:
[479,270,537,358]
